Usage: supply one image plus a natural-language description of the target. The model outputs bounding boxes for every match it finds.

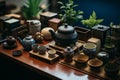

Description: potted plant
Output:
[21,0,42,20]
[81,11,104,29]
[58,0,83,25]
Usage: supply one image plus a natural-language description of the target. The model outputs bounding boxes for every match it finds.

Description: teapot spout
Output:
[49,30,55,40]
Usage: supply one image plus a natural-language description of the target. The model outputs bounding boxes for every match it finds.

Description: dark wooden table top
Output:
[0,40,99,80]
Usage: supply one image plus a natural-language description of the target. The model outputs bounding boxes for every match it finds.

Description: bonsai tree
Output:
[58,0,83,25]
[21,0,42,20]
[81,11,104,28]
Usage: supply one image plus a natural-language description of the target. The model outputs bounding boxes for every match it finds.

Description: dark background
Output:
[58,0,120,26]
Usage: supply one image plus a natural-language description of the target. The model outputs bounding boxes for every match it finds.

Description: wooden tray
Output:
[29,50,60,64]
[45,40,85,58]
[59,59,120,80]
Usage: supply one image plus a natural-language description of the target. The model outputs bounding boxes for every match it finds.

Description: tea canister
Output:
[27,20,41,35]
[23,35,35,51]
[97,51,109,64]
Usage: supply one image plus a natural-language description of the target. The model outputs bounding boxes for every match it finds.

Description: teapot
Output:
[6,36,16,45]
[64,46,74,62]
[49,24,78,46]
[18,35,35,51]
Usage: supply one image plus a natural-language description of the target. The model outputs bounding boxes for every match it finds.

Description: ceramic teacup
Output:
[32,44,39,53]
[38,46,47,55]
[48,49,56,58]
[83,43,96,58]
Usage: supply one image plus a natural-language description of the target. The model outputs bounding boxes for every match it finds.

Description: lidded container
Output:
[49,24,78,46]
[64,46,74,62]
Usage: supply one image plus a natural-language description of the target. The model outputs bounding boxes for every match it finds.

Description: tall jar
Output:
[27,20,41,35]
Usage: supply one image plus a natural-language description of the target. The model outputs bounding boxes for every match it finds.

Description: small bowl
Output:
[48,49,56,58]
[87,58,103,68]
[74,54,89,64]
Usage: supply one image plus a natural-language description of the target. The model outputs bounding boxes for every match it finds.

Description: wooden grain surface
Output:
[0,40,99,80]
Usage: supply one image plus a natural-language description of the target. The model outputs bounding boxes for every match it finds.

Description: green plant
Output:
[22,0,42,20]
[81,11,104,28]
[58,0,83,25]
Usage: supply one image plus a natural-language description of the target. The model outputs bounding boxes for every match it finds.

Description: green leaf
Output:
[96,19,104,25]
[92,11,97,19]
[57,1,64,5]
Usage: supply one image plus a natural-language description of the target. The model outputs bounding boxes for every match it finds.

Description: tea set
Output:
[1,23,119,77]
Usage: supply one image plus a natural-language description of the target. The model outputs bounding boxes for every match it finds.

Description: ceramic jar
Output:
[27,20,41,35]
[41,27,54,40]
[97,51,109,64]
[34,32,44,43]
[22,35,35,51]
[64,47,74,62]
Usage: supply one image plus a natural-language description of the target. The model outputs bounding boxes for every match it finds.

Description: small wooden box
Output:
[87,37,101,53]
[0,16,11,32]
[4,18,20,36]
[40,11,58,27]
[29,51,60,64]
[49,18,62,31]
[92,25,110,45]
[75,26,91,42]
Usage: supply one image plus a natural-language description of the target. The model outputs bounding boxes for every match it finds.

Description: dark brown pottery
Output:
[49,24,78,47]
[75,26,91,42]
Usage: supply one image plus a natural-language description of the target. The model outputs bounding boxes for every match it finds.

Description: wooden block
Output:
[29,50,60,64]
[49,18,62,31]
[87,37,101,53]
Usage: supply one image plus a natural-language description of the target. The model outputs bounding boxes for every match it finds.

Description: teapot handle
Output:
[17,37,25,48]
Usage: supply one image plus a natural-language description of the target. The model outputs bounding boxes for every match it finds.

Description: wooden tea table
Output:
[0,40,99,80]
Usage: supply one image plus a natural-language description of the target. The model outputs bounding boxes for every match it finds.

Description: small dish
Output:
[74,53,89,64]
[87,58,103,68]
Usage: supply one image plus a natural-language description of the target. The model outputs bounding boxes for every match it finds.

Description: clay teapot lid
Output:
[58,24,74,34]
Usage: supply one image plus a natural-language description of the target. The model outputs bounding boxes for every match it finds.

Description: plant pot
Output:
[75,26,91,42]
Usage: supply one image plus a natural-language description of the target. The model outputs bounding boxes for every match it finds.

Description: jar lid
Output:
[58,24,74,34]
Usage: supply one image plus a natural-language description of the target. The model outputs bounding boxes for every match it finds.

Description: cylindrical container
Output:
[27,20,41,35]
[97,51,109,64]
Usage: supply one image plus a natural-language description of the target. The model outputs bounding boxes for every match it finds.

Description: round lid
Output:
[64,47,74,53]
[97,52,109,57]
[25,35,32,40]
[58,24,74,34]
